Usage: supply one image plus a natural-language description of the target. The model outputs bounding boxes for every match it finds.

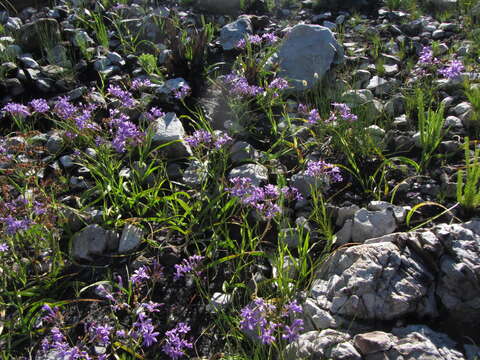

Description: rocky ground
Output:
[0,0,479,359]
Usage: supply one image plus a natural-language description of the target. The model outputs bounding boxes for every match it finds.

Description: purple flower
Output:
[284,300,302,315]
[54,96,77,120]
[185,130,212,148]
[109,112,144,153]
[145,107,165,121]
[297,103,308,114]
[235,38,246,49]
[0,215,31,235]
[173,84,191,100]
[108,85,135,107]
[214,133,232,149]
[332,103,357,122]
[29,98,50,113]
[90,323,113,345]
[130,266,150,284]
[134,313,160,347]
[281,186,303,201]
[240,298,279,344]
[439,59,464,79]
[174,255,204,280]
[41,304,61,324]
[162,322,193,359]
[249,34,262,45]
[95,284,115,302]
[0,243,8,252]
[305,160,343,183]
[2,103,31,117]
[269,77,289,91]
[141,301,163,313]
[418,46,438,66]
[307,109,320,124]
[282,319,304,342]
[262,32,279,44]
[132,78,152,90]
[224,74,263,97]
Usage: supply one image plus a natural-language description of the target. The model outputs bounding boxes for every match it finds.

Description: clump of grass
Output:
[416,88,446,172]
[457,138,480,212]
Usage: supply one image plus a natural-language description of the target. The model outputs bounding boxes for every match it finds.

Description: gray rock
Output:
[352,69,371,89]
[194,0,241,14]
[182,160,208,188]
[367,201,408,223]
[219,17,252,51]
[229,163,268,186]
[277,24,344,91]
[385,95,406,117]
[69,176,89,191]
[390,325,464,359]
[351,208,397,243]
[19,56,39,69]
[367,76,399,97]
[336,204,360,226]
[230,141,257,163]
[309,240,436,321]
[118,224,144,253]
[354,331,394,355]
[93,56,112,71]
[451,102,472,117]
[334,219,353,246]
[72,224,108,260]
[331,342,362,359]
[59,155,75,168]
[150,112,191,158]
[4,78,24,96]
[46,132,64,154]
[432,29,447,39]
[285,329,351,360]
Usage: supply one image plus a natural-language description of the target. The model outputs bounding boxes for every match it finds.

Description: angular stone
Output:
[118,224,144,253]
[277,24,344,91]
[352,208,397,243]
[219,17,252,51]
[150,112,191,158]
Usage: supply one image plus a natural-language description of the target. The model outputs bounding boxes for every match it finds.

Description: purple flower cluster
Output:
[418,46,438,66]
[41,304,62,324]
[227,178,302,219]
[29,98,50,113]
[308,109,320,124]
[269,77,289,90]
[108,84,135,107]
[131,78,152,90]
[236,33,279,49]
[40,327,91,360]
[162,322,193,359]
[109,110,144,153]
[173,84,191,100]
[144,106,165,121]
[0,215,31,235]
[305,160,343,183]
[54,96,77,120]
[174,255,204,280]
[2,102,31,117]
[185,130,232,150]
[239,298,304,345]
[224,73,264,97]
[0,243,8,253]
[130,260,163,285]
[331,103,358,122]
[90,323,113,345]
[439,59,464,79]
[134,312,160,347]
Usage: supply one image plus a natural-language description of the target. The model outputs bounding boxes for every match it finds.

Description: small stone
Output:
[352,208,397,243]
[72,224,108,260]
[219,17,252,51]
[228,163,268,186]
[46,133,64,154]
[118,224,144,253]
[354,331,394,355]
